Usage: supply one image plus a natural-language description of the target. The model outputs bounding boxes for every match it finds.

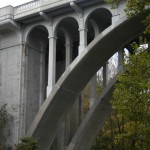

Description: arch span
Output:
[27,10,149,150]
[25,25,49,131]
[25,24,49,43]
[55,17,79,82]
[54,17,79,37]
[85,8,112,45]
[85,8,112,29]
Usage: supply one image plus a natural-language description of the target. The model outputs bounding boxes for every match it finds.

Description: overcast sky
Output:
[0,0,32,8]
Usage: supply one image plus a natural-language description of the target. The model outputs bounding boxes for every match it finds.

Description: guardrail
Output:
[14,0,67,15]
[0,0,76,20]
[0,6,14,17]
[15,0,40,11]
[14,0,40,14]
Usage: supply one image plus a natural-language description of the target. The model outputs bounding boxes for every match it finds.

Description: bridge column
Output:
[78,27,88,54]
[89,20,100,107]
[39,45,46,106]
[90,74,97,107]
[118,49,124,71]
[78,26,88,120]
[112,9,120,24]
[65,43,72,68]
[103,62,109,88]
[70,1,87,54]
[47,36,57,96]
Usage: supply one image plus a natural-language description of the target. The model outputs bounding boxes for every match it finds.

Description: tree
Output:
[0,104,12,150]
[92,41,150,150]
[112,44,150,149]
[105,0,150,34]
[92,1,150,149]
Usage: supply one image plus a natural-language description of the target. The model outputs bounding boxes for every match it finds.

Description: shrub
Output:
[16,137,38,150]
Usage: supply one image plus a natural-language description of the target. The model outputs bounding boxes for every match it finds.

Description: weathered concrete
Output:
[27,10,149,149]
[0,31,23,144]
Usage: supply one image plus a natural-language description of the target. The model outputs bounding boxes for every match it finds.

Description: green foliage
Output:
[113,44,150,124]
[111,43,150,149]
[105,0,120,9]
[83,79,103,116]
[105,0,150,33]
[143,14,150,34]
[92,39,150,149]
[83,84,90,115]
[0,104,11,129]
[124,0,150,17]
[0,104,12,150]
[16,137,38,150]
[93,1,150,149]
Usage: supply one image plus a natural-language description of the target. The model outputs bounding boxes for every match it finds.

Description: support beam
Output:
[47,35,57,96]
[89,20,100,107]
[78,27,88,53]
[39,11,52,22]
[70,1,87,54]
[0,19,20,30]
[103,62,108,88]
[70,1,83,18]
[90,75,97,107]
[65,43,72,68]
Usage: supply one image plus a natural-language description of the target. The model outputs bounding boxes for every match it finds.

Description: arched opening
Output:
[86,8,112,44]
[83,8,112,112]
[25,25,49,131]
[50,17,79,150]
[56,28,66,81]
[55,17,79,82]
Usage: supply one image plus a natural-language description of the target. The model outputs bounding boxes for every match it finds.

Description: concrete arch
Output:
[59,27,72,67]
[85,7,112,29]
[85,8,112,45]
[25,24,49,132]
[59,27,71,45]
[53,16,79,37]
[26,9,149,150]
[89,19,100,37]
[51,17,80,150]
[24,23,49,43]
[55,16,79,81]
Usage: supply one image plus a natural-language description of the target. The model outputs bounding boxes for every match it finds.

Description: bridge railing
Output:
[14,0,71,17]
[14,0,40,15]
[0,0,80,20]
[0,6,14,21]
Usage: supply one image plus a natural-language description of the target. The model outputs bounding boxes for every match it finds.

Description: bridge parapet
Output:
[14,0,73,19]
[15,0,40,13]
[0,6,14,21]
[14,0,40,18]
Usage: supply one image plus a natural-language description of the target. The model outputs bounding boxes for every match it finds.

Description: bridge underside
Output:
[27,10,150,150]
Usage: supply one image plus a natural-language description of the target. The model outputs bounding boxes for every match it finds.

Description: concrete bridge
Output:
[0,0,149,149]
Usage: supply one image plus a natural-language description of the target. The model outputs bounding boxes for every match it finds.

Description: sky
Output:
[0,0,32,8]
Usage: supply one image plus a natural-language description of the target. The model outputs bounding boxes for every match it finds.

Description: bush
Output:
[0,104,12,129]
[16,137,38,150]
[0,104,12,149]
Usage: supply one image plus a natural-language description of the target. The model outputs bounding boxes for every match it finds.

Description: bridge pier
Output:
[47,36,57,96]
